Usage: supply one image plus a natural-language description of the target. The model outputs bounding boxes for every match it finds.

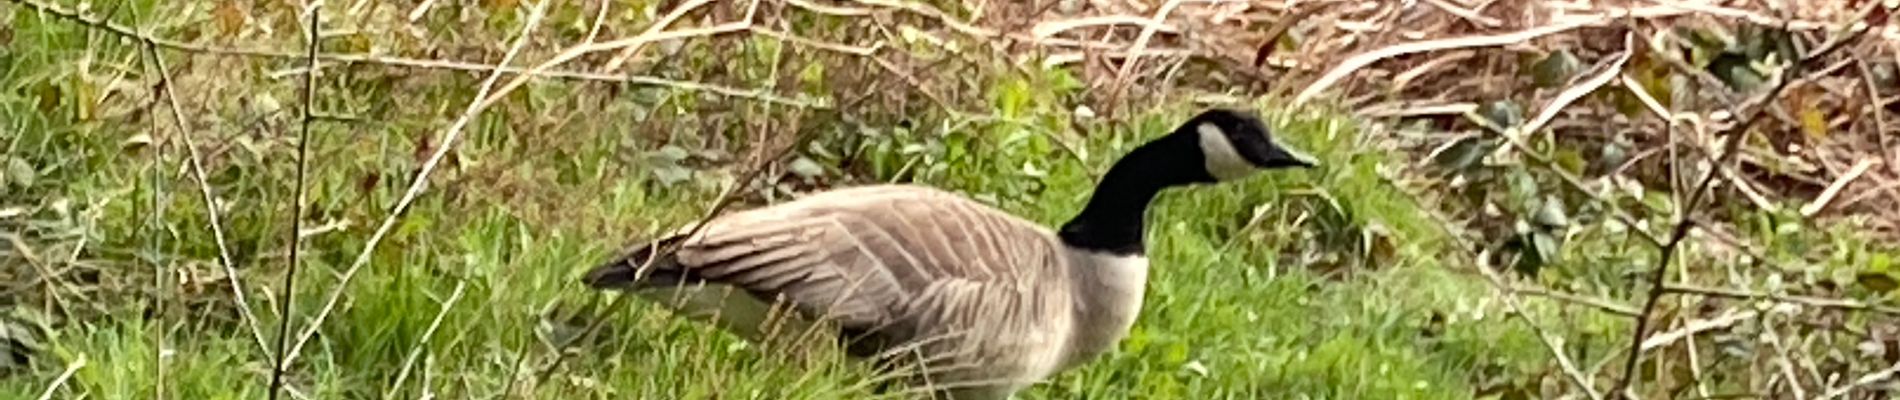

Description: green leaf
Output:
[1641,191,1674,214]
[1708,52,1765,92]
[1532,231,1561,260]
[799,62,826,93]
[653,166,692,185]
[1533,195,1570,228]
[34,82,60,114]
[1432,136,1493,171]
[1870,62,1897,92]
[787,157,825,179]
[1507,169,1540,211]
[1590,141,1629,175]
[5,158,34,188]
[1552,148,1587,175]
[1856,272,1898,293]
[653,145,690,162]
[1798,107,1829,139]
[1531,50,1581,88]
[1475,101,1525,131]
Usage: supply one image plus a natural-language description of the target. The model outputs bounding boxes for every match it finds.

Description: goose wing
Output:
[586,185,1066,331]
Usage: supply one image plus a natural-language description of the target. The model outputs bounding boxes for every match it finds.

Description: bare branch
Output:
[1799,159,1878,217]
[34,354,85,400]
[1414,200,1608,398]
[1614,11,1875,395]
[1818,359,1900,400]
[279,0,551,371]
[268,2,322,399]
[1662,284,1900,316]
[6,0,823,109]
[1511,286,1642,317]
[1293,7,1688,107]
[598,0,717,72]
[139,25,273,366]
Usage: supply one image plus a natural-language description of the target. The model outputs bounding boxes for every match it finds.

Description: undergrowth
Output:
[1,0,1894,399]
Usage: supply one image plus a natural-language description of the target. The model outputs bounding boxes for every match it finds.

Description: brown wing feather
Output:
[640,185,1067,333]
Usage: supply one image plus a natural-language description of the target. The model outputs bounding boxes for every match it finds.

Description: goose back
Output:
[607,185,1089,392]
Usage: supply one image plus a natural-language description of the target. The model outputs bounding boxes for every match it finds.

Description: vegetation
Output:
[1,0,1895,399]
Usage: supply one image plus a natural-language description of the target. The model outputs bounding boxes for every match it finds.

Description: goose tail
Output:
[582,235,689,290]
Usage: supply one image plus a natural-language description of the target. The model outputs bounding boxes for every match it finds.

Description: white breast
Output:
[1059,250,1151,369]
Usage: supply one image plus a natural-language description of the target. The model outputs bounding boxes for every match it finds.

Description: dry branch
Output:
[268,3,322,399]
[1292,7,1682,107]
[140,30,274,365]
[1818,358,1900,399]
[1662,284,1900,316]
[1800,159,1878,216]
[34,354,85,400]
[598,0,716,72]
[1412,199,1608,399]
[1511,286,1641,317]
[1637,307,1757,352]
[1615,12,1876,395]
[6,0,823,109]
[278,0,551,371]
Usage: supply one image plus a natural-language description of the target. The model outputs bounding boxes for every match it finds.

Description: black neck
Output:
[1057,132,1214,256]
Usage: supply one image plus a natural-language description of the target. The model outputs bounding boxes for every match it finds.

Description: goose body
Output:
[585,108,1316,399]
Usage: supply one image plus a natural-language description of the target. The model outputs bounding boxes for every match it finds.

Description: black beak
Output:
[1264,140,1321,169]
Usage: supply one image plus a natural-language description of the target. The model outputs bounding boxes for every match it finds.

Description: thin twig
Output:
[1470,250,1607,400]
[279,0,550,370]
[1798,159,1877,217]
[406,0,438,22]
[35,355,85,400]
[1511,286,1642,317]
[1104,0,1184,115]
[1417,203,1606,398]
[846,0,997,38]
[455,0,771,124]
[749,26,883,56]
[1662,284,1900,316]
[1614,17,1870,396]
[598,0,716,72]
[145,36,169,400]
[1637,308,1756,352]
[1293,6,1687,107]
[6,0,822,109]
[1854,58,1900,210]
[1029,15,1180,40]
[140,29,273,363]
[269,3,321,400]
[1761,314,1808,400]
[1816,358,1900,400]
[384,280,467,399]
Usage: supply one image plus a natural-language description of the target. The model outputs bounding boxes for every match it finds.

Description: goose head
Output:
[1176,108,1319,182]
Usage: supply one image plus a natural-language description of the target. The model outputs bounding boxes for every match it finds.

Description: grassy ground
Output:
[4,0,1888,399]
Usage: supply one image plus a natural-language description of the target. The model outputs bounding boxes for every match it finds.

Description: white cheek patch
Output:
[1196,123,1261,181]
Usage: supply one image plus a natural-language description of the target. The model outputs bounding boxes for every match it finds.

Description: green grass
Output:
[0,2,1546,398]
[7,1,1893,399]
[0,71,1556,398]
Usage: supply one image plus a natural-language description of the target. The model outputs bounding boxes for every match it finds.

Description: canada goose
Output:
[583,108,1317,399]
